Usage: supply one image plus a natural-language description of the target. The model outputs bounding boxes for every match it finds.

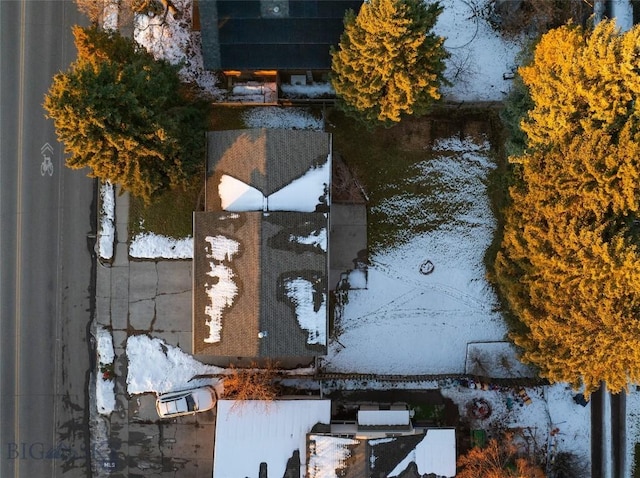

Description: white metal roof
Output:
[213,399,331,478]
[357,410,410,426]
[389,428,456,478]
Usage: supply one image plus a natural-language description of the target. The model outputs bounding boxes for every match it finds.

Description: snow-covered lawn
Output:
[323,137,505,375]
[435,0,523,102]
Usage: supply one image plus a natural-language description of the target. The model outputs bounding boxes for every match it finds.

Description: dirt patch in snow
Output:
[379,106,503,152]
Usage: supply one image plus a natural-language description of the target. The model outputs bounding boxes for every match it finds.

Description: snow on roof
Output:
[268,159,330,212]
[281,82,335,99]
[357,410,410,426]
[193,211,328,357]
[213,399,331,478]
[388,429,456,478]
[218,158,331,213]
[284,278,327,346]
[307,435,359,478]
[203,235,240,343]
[218,175,265,211]
[291,227,327,252]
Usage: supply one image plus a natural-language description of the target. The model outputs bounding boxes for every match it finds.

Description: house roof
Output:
[388,429,457,478]
[193,211,328,357]
[213,399,332,478]
[199,0,364,70]
[193,129,331,357]
[306,430,457,478]
[206,129,331,207]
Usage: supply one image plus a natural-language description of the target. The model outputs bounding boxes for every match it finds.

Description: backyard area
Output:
[323,107,509,375]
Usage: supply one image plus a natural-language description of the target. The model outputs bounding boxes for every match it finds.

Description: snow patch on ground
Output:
[129,232,193,259]
[242,107,324,130]
[126,335,222,395]
[95,326,115,415]
[133,0,223,97]
[434,0,523,102]
[98,182,115,261]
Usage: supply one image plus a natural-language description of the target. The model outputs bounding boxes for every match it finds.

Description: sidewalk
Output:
[92,188,214,478]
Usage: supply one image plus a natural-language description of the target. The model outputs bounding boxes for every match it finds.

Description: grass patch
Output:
[129,105,244,239]
[328,106,504,254]
[328,109,440,252]
[410,403,445,424]
[129,173,204,239]
[208,105,247,131]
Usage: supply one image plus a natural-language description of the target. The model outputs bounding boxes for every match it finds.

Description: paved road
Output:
[0,1,93,476]
[591,385,627,478]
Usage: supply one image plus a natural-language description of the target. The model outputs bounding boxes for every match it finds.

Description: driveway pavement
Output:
[93,189,214,478]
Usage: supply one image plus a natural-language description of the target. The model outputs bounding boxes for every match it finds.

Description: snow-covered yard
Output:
[324,137,505,375]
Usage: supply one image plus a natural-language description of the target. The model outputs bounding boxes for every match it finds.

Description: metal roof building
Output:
[199,0,363,70]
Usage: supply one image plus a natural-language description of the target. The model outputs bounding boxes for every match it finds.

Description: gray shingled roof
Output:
[193,211,328,357]
[194,129,331,357]
[199,0,363,70]
[205,128,331,209]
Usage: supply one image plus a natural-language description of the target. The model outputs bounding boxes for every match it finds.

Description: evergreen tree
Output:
[44,26,206,203]
[330,0,449,126]
[495,21,640,396]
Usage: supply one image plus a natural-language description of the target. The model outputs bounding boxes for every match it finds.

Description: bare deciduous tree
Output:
[221,362,280,402]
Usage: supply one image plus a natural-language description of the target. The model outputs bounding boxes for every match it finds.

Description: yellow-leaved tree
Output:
[495,21,640,396]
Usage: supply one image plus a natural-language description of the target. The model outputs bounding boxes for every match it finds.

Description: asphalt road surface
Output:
[0,1,94,476]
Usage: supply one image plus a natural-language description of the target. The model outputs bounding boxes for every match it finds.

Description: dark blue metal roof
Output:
[200,0,363,70]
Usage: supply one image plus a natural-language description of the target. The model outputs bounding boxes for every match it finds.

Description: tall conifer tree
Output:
[330,0,449,126]
[44,26,206,203]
